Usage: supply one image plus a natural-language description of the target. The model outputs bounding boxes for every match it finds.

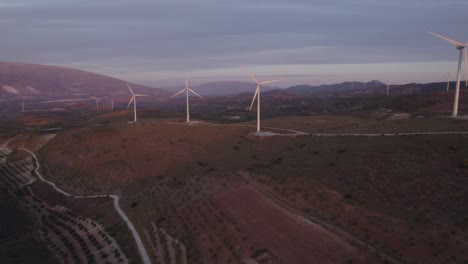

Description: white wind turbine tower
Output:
[385,81,390,96]
[95,98,100,108]
[430,32,468,117]
[126,83,148,122]
[241,65,281,133]
[171,77,203,123]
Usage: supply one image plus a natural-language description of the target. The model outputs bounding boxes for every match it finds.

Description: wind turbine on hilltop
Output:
[126,83,148,122]
[430,32,468,117]
[241,65,281,133]
[171,77,204,123]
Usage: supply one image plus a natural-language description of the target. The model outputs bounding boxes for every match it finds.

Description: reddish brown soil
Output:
[257,175,468,264]
[34,117,468,263]
[214,185,379,264]
[19,116,57,126]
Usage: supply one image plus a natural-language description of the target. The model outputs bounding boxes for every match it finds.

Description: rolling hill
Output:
[164,81,280,96]
[0,61,167,99]
[281,80,383,95]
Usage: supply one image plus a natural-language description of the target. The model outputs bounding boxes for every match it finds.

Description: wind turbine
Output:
[126,83,148,122]
[241,65,281,133]
[430,32,468,117]
[170,77,203,123]
[95,98,100,108]
[385,81,390,96]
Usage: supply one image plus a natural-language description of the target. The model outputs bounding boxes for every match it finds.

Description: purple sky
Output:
[1,0,467,87]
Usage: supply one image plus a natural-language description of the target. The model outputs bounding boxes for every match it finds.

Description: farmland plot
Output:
[0,149,129,264]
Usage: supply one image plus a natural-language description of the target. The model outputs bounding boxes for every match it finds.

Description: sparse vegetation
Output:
[2,112,468,264]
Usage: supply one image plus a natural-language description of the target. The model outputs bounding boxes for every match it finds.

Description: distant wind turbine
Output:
[241,65,281,133]
[385,81,390,96]
[171,77,203,123]
[430,32,468,117]
[95,98,100,108]
[126,83,148,122]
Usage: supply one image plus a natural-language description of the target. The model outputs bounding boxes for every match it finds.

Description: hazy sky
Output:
[1,0,467,87]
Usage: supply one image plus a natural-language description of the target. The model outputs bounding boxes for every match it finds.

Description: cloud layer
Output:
[1,0,467,86]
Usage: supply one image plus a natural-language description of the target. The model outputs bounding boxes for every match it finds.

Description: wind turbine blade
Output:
[127,96,134,109]
[171,89,186,98]
[429,32,464,47]
[465,48,468,87]
[249,86,259,110]
[259,79,282,85]
[135,94,148,96]
[126,83,135,95]
[240,65,259,84]
[188,88,204,99]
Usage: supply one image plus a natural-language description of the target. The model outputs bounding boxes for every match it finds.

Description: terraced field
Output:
[0,146,129,264]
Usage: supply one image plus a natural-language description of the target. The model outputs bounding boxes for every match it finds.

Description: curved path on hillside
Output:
[21,148,152,264]
[164,121,310,136]
[165,121,468,137]
[310,131,468,137]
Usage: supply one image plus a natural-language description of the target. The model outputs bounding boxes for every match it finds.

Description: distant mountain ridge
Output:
[0,61,462,100]
[0,61,166,99]
[164,81,279,96]
[281,80,384,95]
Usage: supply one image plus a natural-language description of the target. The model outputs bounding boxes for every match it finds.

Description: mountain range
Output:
[0,61,463,100]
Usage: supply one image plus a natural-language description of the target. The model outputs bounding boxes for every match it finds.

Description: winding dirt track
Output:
[310,131,468,136]
[165,120,468,137]
[21,148,152,264]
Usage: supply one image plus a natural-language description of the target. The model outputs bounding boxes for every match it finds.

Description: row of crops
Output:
[130,173,255,264]
[0,147,129,264]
